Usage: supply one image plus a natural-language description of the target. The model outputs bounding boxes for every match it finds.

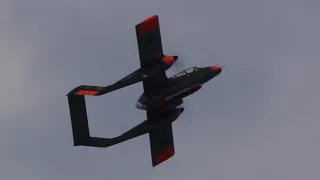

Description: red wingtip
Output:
[137,15,159,36]
[75,90,98,96]
[139,15,157,25]
[155,146,174,165]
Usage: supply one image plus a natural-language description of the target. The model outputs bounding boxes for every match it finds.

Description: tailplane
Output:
[68,94,116,147]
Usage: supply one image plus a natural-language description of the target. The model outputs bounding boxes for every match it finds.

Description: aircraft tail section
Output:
[67,84,117,97]
[68,94,184,149]
[68,94,90,146]
[68,93,150,147]
[68,94,115,147]
[67,68,147,97]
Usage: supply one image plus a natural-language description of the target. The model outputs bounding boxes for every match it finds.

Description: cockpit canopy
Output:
[135,67,199,110]
[169,66,199,79]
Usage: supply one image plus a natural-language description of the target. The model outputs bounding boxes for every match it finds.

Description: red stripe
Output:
[155,146,174,164]
[137,15,158,36]
[75,90,98,96]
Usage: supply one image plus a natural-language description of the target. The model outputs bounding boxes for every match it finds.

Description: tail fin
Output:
[68,94,90,145]
[68,94,116,147]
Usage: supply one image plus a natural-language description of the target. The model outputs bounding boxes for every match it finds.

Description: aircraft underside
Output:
[66,15,222,167]
[136,83,202,110]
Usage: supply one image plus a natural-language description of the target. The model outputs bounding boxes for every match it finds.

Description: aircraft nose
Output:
[209,66,222,73]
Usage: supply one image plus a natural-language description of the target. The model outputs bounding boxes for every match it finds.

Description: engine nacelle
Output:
[139,55,177,79]
[159,55,178,70]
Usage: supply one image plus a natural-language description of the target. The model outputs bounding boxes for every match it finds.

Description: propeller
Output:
[172,56,187,72]
[217,64,226,68]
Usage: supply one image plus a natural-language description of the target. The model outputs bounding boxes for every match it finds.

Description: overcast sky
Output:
[1,0,320,179]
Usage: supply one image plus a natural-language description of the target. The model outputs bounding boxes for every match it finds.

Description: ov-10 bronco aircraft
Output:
[67,15,222,167]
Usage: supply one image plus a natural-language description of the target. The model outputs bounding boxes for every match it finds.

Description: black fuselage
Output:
[136,66,222,110]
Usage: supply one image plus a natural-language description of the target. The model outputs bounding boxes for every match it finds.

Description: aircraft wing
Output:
[135,15,167,97]
[147,110,176,166]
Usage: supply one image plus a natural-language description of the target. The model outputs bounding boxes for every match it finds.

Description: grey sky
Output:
[1,0,320,179]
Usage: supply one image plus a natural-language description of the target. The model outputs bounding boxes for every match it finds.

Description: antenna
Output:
[215,64,226,68]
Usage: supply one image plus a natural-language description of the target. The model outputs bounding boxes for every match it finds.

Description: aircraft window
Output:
[170,67,199,79]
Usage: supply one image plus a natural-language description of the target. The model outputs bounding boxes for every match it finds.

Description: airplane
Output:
[67,15,222,167]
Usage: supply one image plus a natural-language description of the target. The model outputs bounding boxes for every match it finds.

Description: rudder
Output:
[68,95,90,146]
